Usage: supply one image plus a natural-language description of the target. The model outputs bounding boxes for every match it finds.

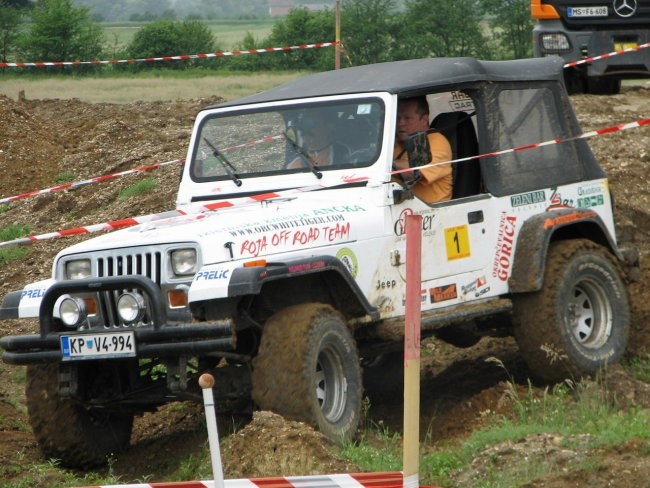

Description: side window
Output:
[485,86,582,195]
[427,91,481,199]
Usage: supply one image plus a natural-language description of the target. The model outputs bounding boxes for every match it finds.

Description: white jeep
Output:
[0,56,638,468]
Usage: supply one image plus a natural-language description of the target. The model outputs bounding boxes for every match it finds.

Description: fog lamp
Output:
[117,292,146,324]
[59,297,88,329]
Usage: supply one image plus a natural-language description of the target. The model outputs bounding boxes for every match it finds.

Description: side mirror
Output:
[405,131,431,167]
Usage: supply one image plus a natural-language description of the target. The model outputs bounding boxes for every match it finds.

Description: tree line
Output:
[0,0,533,73]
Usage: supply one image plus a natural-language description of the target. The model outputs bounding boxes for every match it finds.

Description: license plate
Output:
[61,332,136,360]
[614,41,638,51]
[567,6,608,17]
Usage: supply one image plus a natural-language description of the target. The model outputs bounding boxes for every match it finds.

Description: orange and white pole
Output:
[403,215,422,488]
[199,373,225,488]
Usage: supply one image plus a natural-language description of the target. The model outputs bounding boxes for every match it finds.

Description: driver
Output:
[287,111,349,169]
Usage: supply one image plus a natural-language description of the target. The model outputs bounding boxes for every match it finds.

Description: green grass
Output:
[0,70,304,103]
[339,364,650,488]
[117,178,157,200]
[54,171,76,185]
[102,19,276,50]
[0,224,30,241]
[0,224,31,264]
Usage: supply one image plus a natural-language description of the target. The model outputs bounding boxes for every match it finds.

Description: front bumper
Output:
[0,276,235,365]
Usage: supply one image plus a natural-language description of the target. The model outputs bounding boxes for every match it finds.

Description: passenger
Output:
[393,96,452,203]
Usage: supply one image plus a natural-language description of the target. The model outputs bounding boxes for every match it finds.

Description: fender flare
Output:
[225,254,379,321]
[509,208,620,293]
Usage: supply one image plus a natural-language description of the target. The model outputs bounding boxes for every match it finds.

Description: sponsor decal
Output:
[239,221,352,257]
[547,187,574,210]
[577,185,603,196]
[401,289,427,306]
[393,208,436,238]
[227,213,347,238]
[288,261,326,273]
[448,91,475,112]
[429,283,458,303]
[336,248,358,278]
[195,268,230,280]
[577,194,604,208]
[461,275,487,296]
[510,190,545,208]
[543,210,598,230]
[21,287,46,299]
[492,212,517,282]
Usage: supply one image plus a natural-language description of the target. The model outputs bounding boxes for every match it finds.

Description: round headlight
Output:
[171,248,197,276]
[65,259,91,280]
[117,292,146,324]
[59,297,88,328]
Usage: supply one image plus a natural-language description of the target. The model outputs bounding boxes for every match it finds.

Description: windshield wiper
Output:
[283,130,323,179]
[202,137,242,187]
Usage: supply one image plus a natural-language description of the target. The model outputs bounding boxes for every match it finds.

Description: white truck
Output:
[0,56,638,468]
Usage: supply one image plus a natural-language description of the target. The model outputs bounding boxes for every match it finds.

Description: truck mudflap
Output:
[0,275,235,365]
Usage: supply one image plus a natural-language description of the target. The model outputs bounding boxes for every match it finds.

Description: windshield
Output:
[190,98,384,182]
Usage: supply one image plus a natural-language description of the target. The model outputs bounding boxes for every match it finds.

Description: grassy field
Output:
[102,19,276,51]
[0,71,304,103]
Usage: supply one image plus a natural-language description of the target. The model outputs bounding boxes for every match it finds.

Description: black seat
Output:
[430,112,481,199]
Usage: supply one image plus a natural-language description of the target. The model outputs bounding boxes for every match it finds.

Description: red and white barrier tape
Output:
[0,42,339,68]
[396,117,650,176]
[75,471,405,488]
[1,135,285,205]
[3,116,649,248]
[563,41,650,69]
[0,183,325,248]
[0,158,184,205]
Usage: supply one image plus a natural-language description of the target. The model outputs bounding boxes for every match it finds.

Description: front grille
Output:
[96,251,163,285]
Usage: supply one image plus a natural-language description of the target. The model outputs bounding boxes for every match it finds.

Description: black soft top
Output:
[211,56,565,108]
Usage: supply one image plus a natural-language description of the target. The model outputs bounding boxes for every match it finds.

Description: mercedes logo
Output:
[613,0,638,17]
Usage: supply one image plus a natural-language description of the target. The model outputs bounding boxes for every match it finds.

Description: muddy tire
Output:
[513,239,629,383]
[26,363,133,468]
[252,303,361,443]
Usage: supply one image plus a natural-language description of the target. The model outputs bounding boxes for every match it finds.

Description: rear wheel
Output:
[26,363,133,468]
[513,239,629,382]
[252,303,361,443]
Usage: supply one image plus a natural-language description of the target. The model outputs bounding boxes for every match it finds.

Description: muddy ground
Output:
[1,87,650,487]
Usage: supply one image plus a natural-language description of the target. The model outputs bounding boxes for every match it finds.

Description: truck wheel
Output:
[26,363,133,468]
[252,303,361,443]
[513,239,629,383]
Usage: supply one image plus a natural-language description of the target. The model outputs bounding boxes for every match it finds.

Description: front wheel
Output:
[513,239,629,383]
[252,303,361,443]
[26,363,133,468]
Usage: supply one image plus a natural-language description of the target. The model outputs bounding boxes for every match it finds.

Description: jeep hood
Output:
[55,190,383,266]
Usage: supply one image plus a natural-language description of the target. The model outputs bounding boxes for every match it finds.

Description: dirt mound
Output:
[1,88,650,486]
[223,411,360,478]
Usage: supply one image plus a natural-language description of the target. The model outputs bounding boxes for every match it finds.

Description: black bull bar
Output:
[0,276,234,365]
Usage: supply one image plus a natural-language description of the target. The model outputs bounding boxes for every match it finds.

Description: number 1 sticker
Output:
[444,225,470,260]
